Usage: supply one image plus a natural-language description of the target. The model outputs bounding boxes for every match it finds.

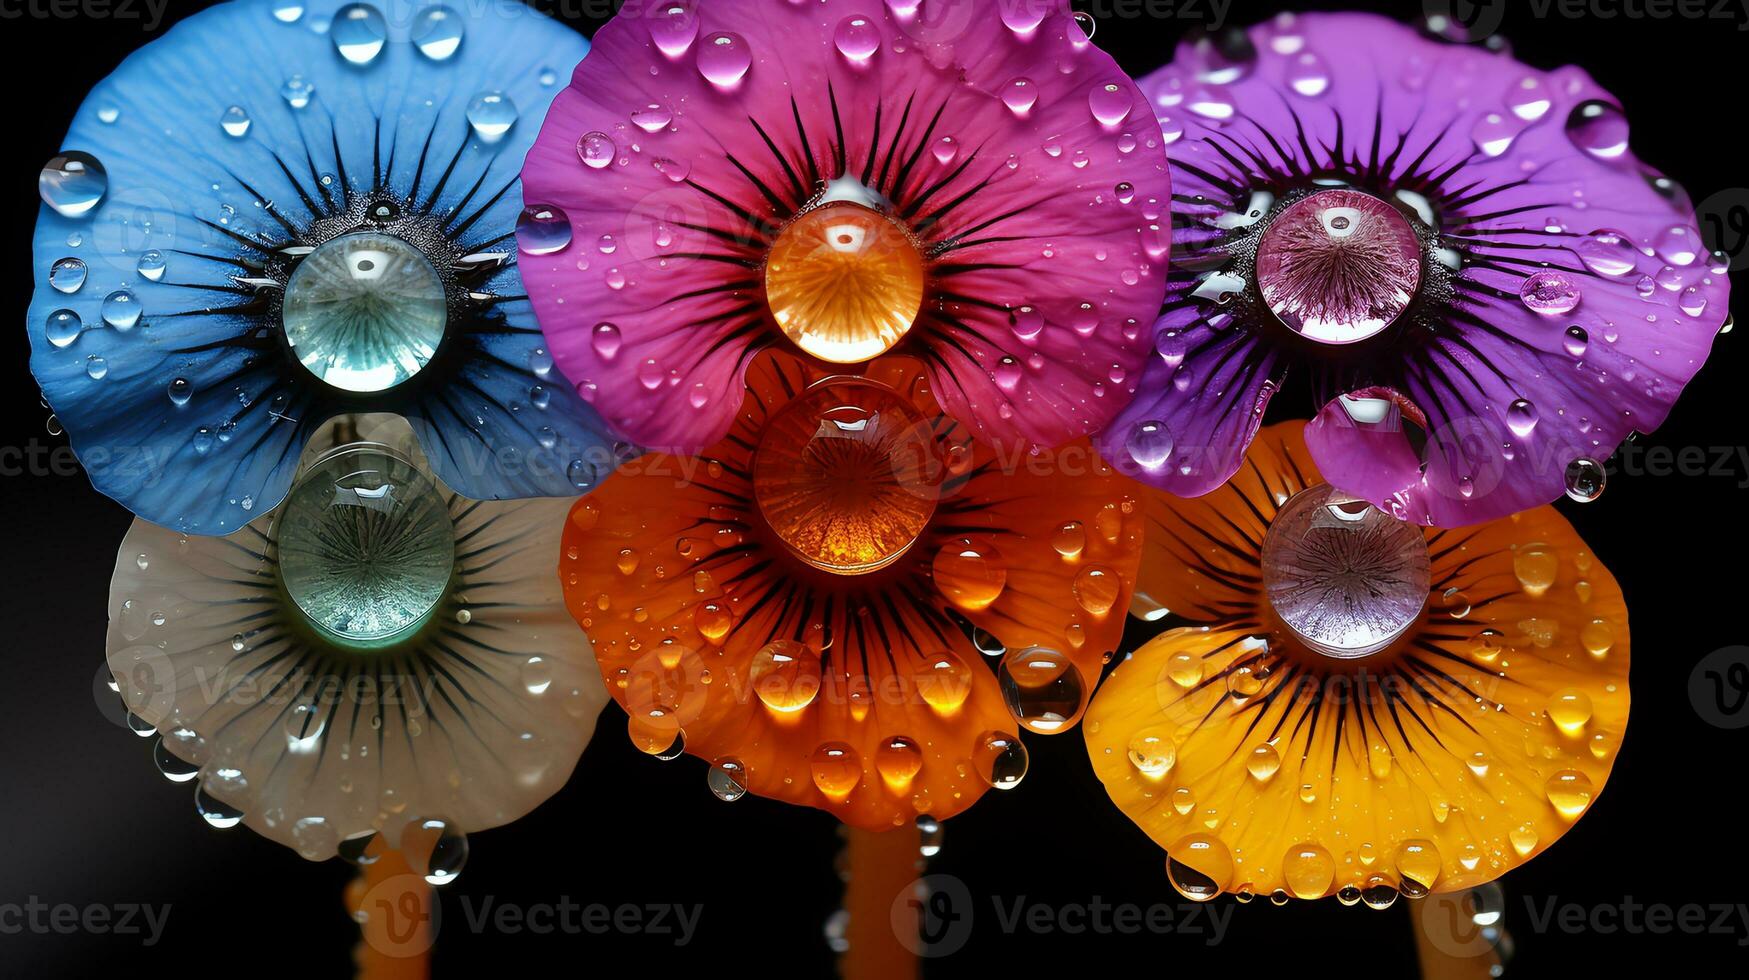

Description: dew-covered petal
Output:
[1114,12,1726,521]
[28,0,599,532]
[521,0,1169,454]
[1089,421,1628,899]
[106,435,606,860]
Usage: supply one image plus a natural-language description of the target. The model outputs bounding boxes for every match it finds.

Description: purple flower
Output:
[1097,12,1729,525]
[519,0,1170,454]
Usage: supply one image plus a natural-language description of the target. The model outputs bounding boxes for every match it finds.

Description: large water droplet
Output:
[1566,100,1629,161]
[650,3,700,58]
[330,4,388,65]
[974,730,1028,789]
[39,151,108,217]
[49,257,87,293]
[697,31,751,87]
[1520,271,1581,315]
[412,5,465,61]
[44,309,82,348]
[1125,419,1174,469]
[1088,83,1131,126]
[1564,457,1605,502]
[707,757,747,801]
[834,15,881,61]
[517,204,573,255]
[466,91,518,142]
[997,648,1086,734]
[102,289,142,330]
[1506,398,1538,437]
[576,131,617,172]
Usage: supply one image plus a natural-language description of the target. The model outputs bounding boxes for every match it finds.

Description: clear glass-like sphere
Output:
[765,202,924,363]
[1261,484,1430,660]
[277,445,455,647]
[1254,189,1422,345]
[282,232,448,392]
[752,379,939,575]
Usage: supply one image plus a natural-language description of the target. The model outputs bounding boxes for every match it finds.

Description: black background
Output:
[3,1,1745,976]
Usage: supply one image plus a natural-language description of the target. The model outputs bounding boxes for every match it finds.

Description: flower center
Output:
[277,445,455,648]
[282,231,448,392]
[765,200,925,363]
[1254,189,1421,345]
[752,378,939,575]
[1260,484,1429,660]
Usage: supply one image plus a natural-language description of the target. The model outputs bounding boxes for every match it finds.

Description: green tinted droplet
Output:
[277,446,454,648]
[282,232,447,392]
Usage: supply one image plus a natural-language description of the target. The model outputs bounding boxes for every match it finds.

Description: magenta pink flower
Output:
[520,0,1170,453]
[1097,12,1729,526]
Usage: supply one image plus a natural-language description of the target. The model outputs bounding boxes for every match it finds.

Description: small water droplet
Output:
[517,204,572,255]
[102,289,142,330]
[220,105,251,139]
[44,309,82,348]
[697,31,751,87]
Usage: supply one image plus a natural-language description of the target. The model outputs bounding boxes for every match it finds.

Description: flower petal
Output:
[521,0,1169,453]
[1088,421,1628,898]
[106,433,605,860]
[1108,12,1725,522]
[29,0,599,532]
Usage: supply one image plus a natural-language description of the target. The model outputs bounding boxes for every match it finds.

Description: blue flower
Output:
[29,0,617,534]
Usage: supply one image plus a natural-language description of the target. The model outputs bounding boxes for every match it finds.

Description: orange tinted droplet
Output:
[752,378,938,574]
[765,201,925,363]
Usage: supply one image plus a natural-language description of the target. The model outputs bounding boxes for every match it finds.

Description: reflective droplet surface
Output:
[220,105,251,138]
[973,730,1028,789]
[766,201,924,363]
[1564,457,1605,502]
[1167,834,1233,902]
[1566,99,1629,160]
[412,5,465,61]
[997,647,1086,734]
[1261,485,1429,659]
[44,309,82,349]
[933,538,1007,610]
[749,639,822,713]
[707,757,747,801]
[517,204,573,256]
[1255,189,1421,344]
[49,256,87,293]
[697,31,751,87]
[282,232,447,392]
[277,446,455,647]
[466,91,518,142]
[102,289,142,330]
[39,151,108,217]
[1520,271,1581,315]
[752,378,936,574]
[330,3,388,65]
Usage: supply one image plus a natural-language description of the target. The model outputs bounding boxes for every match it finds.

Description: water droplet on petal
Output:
[834,15,880,61]
[708,757,747,801]
[651,3,700,58]
[466,91,517,142]
[517,204,572,255]
[412,5,465,61]
[279,74,315,109]
[102,289,142,330]
[577,131,615,169]
[330,4,388,66]
[39,152,107,218]
[1002,77,1038,115]
[1520,271,1581,315]
[697,32,751,87]
[220,105,251,138]
[1506,398,1538,437]
[44,309,82,348]
[1566,100,1629,160]
[49,257,87,293]
[1125,419,1174,469]
[1564,457,1605,502]
[1088,82,1131,126]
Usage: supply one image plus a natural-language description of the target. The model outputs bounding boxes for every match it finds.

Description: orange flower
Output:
[1086,423,1627,903]
[562,352,1143,829]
